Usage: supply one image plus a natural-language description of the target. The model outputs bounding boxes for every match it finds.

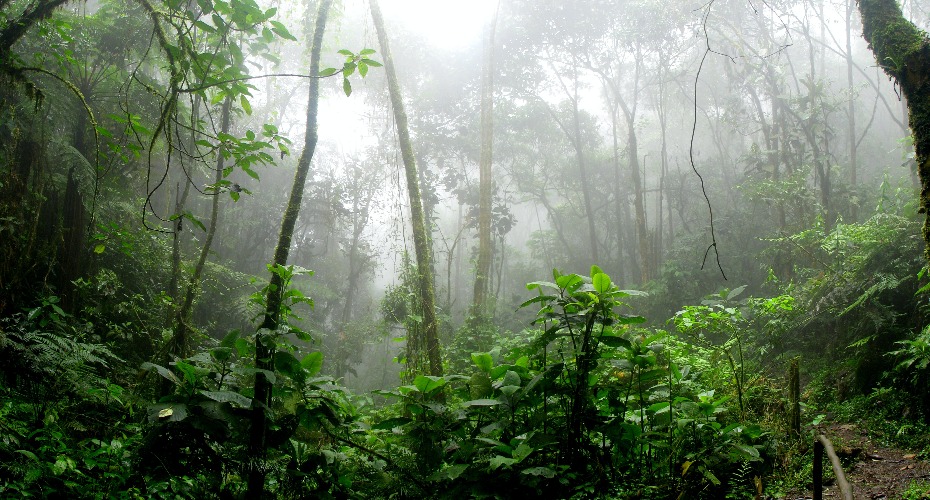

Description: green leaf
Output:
[230,191,240,202]
[343,62,357,77]
[319,67,338,77]
[593,272,612,293]
[200,390,251,407]
[699,465,721,485]
[490,456,516,470]
[462,398,501,407]
[502,370,521,388]
[526,280,558,291]
[413,375,446,394]
[179,212,206,232]
[358,62,368,78]
[522,467,555,478]
[733,443,761,459]
[275,351,306,382]
[599,335,632,349]
[361,58,382,67]
[726,285,747,300]
[512,443,533,462]
[270,21,297,41]
[555,273,583,291]
[93,244,105,254]
[141,362,179,386]
[240,95,252,115]
[300,351,323,376]
[342,77,352,96]
[519,294,556,308]
[174,360,198,385]
[471,352,493,372]
[616,314,646,324]
[359,48,376,56]
[436,464,469,480]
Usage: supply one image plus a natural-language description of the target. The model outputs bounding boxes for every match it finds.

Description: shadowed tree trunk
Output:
[370,0,443,377]
[247,0,332,496]
[857,0,930,258]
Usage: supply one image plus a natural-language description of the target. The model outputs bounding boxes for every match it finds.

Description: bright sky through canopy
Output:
[380,0,497,49]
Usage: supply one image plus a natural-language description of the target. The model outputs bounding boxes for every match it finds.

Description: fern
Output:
[0,312,122,398]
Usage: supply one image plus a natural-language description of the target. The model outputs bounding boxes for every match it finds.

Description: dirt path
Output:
[794,423,930,499]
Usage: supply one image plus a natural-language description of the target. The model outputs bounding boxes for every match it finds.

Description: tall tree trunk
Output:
[544,63,599,264]
[370,0,443,377]
[857,0,930,258]
[614,92,649,283]
[342,182,372,326]
[846,0,858,220]
[472,4,499,316]
[607,94,629,285]
[166,97,231,362]
[247,1,332,496]
[596,50,648,282]
[656,52,670,270]
[571,87,600,264]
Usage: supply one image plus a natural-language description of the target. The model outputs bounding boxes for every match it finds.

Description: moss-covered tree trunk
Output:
[246,0,332,496]
[0,0,70,60]
[858,0,930,258]
[370,0,443,377]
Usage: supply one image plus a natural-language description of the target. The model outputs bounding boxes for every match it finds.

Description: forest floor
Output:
[788,423,930,499]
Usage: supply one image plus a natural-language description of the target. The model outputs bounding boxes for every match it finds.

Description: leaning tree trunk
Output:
[370,0,443,377]
[166,97,232,362]
[858,0,930,259]
[246,0,332,496]
[471,9,498,317]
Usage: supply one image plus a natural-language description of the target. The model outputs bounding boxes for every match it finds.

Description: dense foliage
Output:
[3,0,930,498]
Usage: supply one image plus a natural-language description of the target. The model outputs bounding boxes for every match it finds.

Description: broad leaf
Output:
[462,399,501,407]
[301,351,324,376]
[413,375,446,394]
[200,390,251,408]
[471,352,493,372]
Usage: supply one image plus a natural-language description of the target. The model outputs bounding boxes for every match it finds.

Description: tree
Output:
[247,0,332,495]
[858,0,930,259]
[370,0,443,378]
[472,4,499,317]
[166,97,231,362]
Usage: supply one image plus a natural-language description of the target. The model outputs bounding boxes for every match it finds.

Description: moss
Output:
[859,0,930,261]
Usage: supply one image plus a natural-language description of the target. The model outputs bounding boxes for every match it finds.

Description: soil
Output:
[788,423,930,499]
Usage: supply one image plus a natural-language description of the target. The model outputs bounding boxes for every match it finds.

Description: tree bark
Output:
[247,1,332,496]
[858,0,930,257]
[370,0,443,377]
[472,5,499,317]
